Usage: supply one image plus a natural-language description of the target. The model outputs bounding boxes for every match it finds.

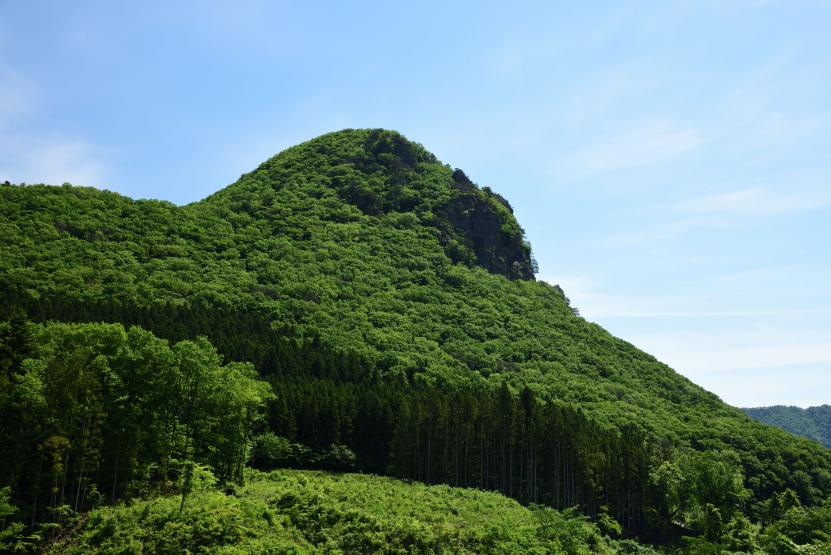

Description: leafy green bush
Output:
[46,469,632,554]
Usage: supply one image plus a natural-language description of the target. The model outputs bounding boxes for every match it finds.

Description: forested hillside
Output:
[744,405,831,448]
[44,469,649,554]
[2,129,831,552]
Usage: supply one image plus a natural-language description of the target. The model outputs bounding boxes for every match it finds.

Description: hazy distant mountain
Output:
[743,405,831,448]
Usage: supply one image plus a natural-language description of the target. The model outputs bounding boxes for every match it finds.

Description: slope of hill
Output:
[1,129,830,549]
[743,405,831,448]
[44,469,642,555]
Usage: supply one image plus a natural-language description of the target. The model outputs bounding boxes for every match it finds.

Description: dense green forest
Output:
[2,129,831,552]
[43,469,651,554]
[38,469,831,554]
[743,405,831,449]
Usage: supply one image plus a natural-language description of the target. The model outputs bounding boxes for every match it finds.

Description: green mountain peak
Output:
[205,128,536,280]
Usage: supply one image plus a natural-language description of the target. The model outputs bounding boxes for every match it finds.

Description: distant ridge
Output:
[743,405,831,448]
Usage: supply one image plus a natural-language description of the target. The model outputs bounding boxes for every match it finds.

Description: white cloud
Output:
[0,135,108,187]
[629,328,831,374]
[715,49,831,156]
[540,270,831,406]
[563,119,706,178]
[0,66,34,126]
[693,364,831,408]
[540,271,828,321]
[627,327,831,407]
[0,65,109,187]
[593,218,720,248]
[675,186,831,217]
[539,273,831,406]
[559,63,659,128]
[589,178,831,249]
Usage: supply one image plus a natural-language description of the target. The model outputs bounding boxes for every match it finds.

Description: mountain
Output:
[743,405,831,448]
[2,129,830,551]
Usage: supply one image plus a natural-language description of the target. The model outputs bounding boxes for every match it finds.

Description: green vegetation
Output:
[45,469,641,555]
[0,320,273,548]
[1,128,830,552]
[743,405,831,448]
[36,470,831,554]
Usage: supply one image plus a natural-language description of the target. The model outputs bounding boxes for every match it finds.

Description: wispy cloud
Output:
[674,186,831,217]
[540,271,829,321]
[716,48,831,156]
[0,65,109,187]
[592,178,831,248]
[628,328,831,376]
[0,137,108,187]
[540,272,831,407]
[0,66,34,126]
[550,272,831,407]
[559,63,660,128]
[563,119,706,178]
[593,218,723,248]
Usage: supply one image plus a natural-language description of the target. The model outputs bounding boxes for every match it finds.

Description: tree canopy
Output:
[1,129,830,552]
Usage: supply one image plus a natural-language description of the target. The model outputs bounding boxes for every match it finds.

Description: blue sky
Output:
[2,1,829,407]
